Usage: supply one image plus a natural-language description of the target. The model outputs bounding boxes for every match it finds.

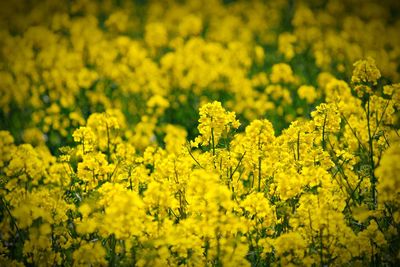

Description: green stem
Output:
[1,196,22,240]
[109,234,117,267]
[211,128,216,156]
[186,143,204,169]
[82,136,85,155]
[258,157,262,192]
[229,152,246,181]
[322,113,327,150]
[319,229,324,266]
[106,123,111,163]
[367,96,377,209]
[297,131,300,161]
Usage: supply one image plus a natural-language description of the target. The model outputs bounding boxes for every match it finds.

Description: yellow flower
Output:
[270,63,296,84]
[72,241,107,267]
[376,140,400,204]
[178,15,203,37]
[145,22,168,48]
[351,57,381,86]
[194,101,240,148]
[298,85,317,104]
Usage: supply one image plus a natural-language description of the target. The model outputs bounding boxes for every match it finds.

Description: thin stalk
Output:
[297,131,300,161]
[258,137,262,191]
[106,123,111,163]
[322,113,327,150]
[186,143,204,169]
[229,152,246,181]
[1,196,22,240]
[109,234,117,267]
[367,96,377,209]
[211,128,216,156]
[372,99,391,137]
[335,102,368,153]
[258,157,262,191]
[319,229,324,266]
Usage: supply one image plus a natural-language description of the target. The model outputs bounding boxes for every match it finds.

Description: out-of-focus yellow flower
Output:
[145,22,168,48]
[270,63,296,84]
[298,85,317,103]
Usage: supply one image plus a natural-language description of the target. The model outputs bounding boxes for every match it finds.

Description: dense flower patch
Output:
[1,0,400,266]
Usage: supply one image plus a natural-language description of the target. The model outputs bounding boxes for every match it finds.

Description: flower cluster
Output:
[194,101,240,149]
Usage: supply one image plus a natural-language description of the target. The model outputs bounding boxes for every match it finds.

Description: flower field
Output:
[1,0,400,266]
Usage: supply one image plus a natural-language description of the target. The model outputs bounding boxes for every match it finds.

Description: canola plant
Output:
[0,0,400,266]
